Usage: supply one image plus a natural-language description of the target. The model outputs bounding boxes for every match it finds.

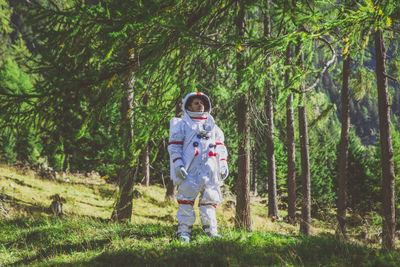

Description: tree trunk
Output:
[264,1,278,219]
[142,145,150,186]
[337,55,351,238]
[236,92,251,230]
[112,167,135,221]
[285,46,296,225]
[62,153,69,172]
[235,0,251,231]
[165,131,176,201]
[111,73,135,222]
[297,46,311,235]
[142,93,150,187]
[165,75,186,201]
[165,179,176,202]
[252,150,258,196]
[299,95,311,235]
[266,86,278,218]
[375,29,396,251]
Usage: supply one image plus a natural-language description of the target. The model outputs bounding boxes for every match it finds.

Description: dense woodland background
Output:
[1,0,400,251]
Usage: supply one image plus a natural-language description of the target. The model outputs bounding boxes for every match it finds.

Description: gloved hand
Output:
[176,165,188,180]
[220,166,229,180]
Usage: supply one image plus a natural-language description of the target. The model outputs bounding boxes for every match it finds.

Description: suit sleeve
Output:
[215,126,228,172]
[168,117,185,168]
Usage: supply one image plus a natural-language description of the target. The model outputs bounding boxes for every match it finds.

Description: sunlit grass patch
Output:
[131,184,178,226]
[0,165,116,219]
[1,215,116,266]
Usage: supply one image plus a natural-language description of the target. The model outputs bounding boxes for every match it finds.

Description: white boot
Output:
[199,204,221,237]
[204,227,221,238]
[177,203,195,242]
[179,232,191,243]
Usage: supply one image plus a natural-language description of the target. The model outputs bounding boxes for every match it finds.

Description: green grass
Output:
[1,164,400,266]
[2,216,399,266]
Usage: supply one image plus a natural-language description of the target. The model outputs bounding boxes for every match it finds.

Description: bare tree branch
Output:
[384,72,398,83]
[301,36,336,93]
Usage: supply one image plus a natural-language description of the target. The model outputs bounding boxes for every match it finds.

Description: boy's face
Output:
[188,97,205,112]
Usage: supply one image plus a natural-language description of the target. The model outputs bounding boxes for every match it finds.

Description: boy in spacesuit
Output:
[168,92,229,242]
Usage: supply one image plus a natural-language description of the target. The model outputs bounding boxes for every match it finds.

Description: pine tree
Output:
[375,28,396,251]
[235,0,251,231]
[337,55,351,238]
[264,0,279,220]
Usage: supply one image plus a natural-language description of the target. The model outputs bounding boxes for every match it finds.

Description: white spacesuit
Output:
[168,92,228,242]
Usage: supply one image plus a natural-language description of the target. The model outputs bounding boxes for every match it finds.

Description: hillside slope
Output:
[1,165,399,266]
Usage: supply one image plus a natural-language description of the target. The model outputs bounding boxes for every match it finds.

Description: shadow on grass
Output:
[56,233,400,267]
[142,194,172,208]
[5,217,177,266]
[4,214,400,267]
[74,199,111,209]
[1,194,48,215]
[2,175,39,189]
[84,183,117,200]
[96,184,117,199]
[59,180,117,200]
[11,237,112,266]
[141,214,176,223]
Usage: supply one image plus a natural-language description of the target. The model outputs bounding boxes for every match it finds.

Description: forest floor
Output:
[1,164,399,266]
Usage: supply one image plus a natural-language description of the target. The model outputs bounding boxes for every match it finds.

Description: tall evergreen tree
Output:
[296,47,311,235]
[285,44,297,224]
[112,70,135,222]
[264,0,279,219]
[235,0,251,231]
[337,55,351,238]
[165,84,186,201]
[375,28,396,251]
[141,92,150,187]
[285,0,297,226]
